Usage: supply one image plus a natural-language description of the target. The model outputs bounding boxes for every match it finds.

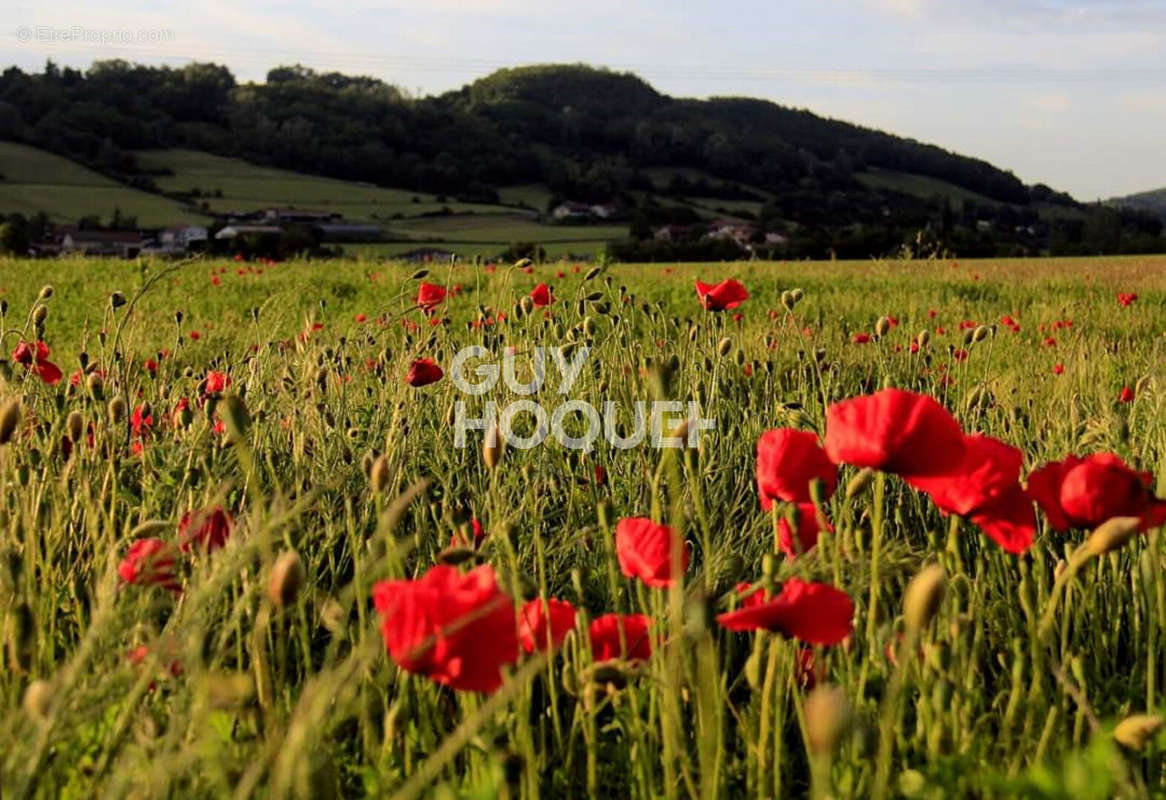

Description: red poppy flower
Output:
[118,539,182,593]
[530,283,553,307]
[824,389,965,477]
[178,507,233,552]
[355,313,367,323]
[756,429,838,509]
[615,517,689,588]
[1028,453,1166,532]
[1053,364,1064,375]
[416,282,447,313]
[204,370,231,398]
[851,332,872,344]
[131,404,154,437]
[777,503,833,558]
[717,579,853,645]
[1119,386,1135,404]
[589,613,653,663]
[1117,292,1138,307]
[12,341,62,385]
[372,565,519,693]
[406,358,444,387]
[905,434,1035,553]
[518,598,577,653]
[451,518,487,549]
[694,279,749,312]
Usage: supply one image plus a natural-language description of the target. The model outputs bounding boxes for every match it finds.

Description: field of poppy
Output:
[0,253,1164,798]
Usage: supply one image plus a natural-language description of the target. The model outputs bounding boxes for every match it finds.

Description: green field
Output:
[1,255,1165,798]
[0,142,211,227]
[855,167,996,210]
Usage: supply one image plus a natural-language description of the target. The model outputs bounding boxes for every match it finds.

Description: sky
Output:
[3,0,1164,200]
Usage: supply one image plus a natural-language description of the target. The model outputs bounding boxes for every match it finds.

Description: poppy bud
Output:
[23,678,52,720]
[845,468,875,500]
[917,330,930,348]
[875,316,891,337]
[514,258,533,269]
[0,397,21,446]
[437,546,477,566]
[130,519,172,538]
[37,285,53,301]
[519,295,534,316]
[761,552,778,583]
[65,410,83,443]
[1084,516,1140,558]
[584,266,602,281]
[268,550,306,608]
[962,330,975,346]
[972,325,991,343]
[717,338,732,357]
[86,372,104,400]
[369,455,391,493]
[110,291,127,309]
[32,305,48,326]
[805,685,851,755]
[791,288,804,303]
[108,396,127,425]
[218,395,251,442]
[781,291,795,311]
[903,563,945,636]
[204,672,256,710]
[483,422,504,471]
[1114,714,1162,751]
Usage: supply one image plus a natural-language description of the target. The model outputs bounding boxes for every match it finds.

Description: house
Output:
[262,208,342,225]
[653,225,691,242]
[395,247,456,262]
[706,220,756,246]
[214,225,284,241]
[158,224,209,252]
[552,202,593,222]
[60,229,145,258]
[589,202,623,220]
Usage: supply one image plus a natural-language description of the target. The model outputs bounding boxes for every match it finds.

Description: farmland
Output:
[0,254,1165,799]
[0,142,211,228]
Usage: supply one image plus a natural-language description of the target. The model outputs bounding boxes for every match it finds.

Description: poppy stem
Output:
[866,470,887,660]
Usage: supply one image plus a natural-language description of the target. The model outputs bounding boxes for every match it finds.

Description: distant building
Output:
[262,208,342,224]
[589,202,623,220]
[707,220,755,246]
[215,225,284,240]
[552,202,593,222]
[60,229,145,258]
[158,224,209,252]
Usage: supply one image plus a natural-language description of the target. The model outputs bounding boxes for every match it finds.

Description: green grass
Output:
[0,254,1165,798]
[0,142,211,227]
[854,168,996,210]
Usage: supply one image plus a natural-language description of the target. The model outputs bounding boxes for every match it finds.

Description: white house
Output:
[159,224,209,252]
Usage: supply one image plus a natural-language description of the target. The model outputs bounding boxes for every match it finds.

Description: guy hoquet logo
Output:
[449,346,715,450]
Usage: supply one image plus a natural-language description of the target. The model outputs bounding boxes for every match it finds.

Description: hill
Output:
[0,60,1162,257]
[0,141,209,227]
[1109,188,1166,220]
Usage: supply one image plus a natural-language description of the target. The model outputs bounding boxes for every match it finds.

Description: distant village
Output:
[12,197,781,261]
[27,207,383,259]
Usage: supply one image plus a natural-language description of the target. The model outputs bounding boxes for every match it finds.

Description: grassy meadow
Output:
[0,254,1165,798]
